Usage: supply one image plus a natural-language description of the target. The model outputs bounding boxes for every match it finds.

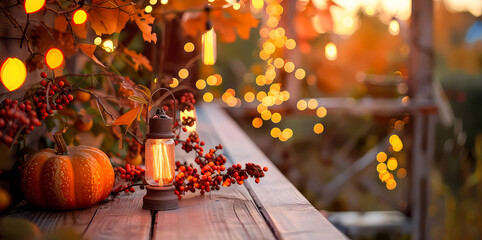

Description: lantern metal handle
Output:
[150,87,177,127]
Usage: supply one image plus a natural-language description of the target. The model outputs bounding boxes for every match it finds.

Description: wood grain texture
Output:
[200,103,348,240]
[8,201,99,233]
[83,190,152,240]
[152,108,275,240]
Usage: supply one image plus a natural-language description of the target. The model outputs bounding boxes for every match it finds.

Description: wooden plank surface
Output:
[153,108,275,240]
[201,103,348,240]
[8,201,99,234]
[83,190,152,240]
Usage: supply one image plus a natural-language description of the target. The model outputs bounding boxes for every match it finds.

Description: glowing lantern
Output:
[180,109,196,132]
[1,58,27,91]
[143,109,178,210]
[25,0,45,14]
[202,28,217,65]
[72,9,87,25]
[102,40,114,52]
[45,48,64,69]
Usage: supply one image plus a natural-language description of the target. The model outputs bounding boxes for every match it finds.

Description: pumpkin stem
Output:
[53,127,69,155]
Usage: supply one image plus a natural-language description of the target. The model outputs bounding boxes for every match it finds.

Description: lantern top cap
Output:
[147,108,175,139]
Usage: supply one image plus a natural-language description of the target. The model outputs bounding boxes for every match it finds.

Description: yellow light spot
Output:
[394,120,404,131]
[102,40,114,52]
[314,123,324,134]
[153,77,158,83]
[1,58,26,91]
[45,48,64,69]
[282,91,290,101]
[252,117,263,128]
[295,68,306,80]
[325,42,337,61]
[386,179,397,190]
[73,9,87,25]
[196,79,206,90]
[274,37,286,48]
[202,28,217,65]
[365,7,375,15]
[265,70,276,83]
[207,75,217,86]
[244,92,255,103]
[94,37,102,45]
[316,107,327,118]
[150,0,158,4]
[379,170,388,180]
[145,5,153,13]
[259,50,270,60]
[261,110,272,120]
[377,163,387,173]
[263,42,276,55]
[267,17,279,28]
[276,27,285,36]
[381,172,393,182]
[389,134,403,152]
[169,78,179,88]
[270,127,281,138]
[397,168,407,178]
[214,74,223,86]
[387,157,398,170]
[203,92,213,102]
[161,0,168,4]
[389,20,400,36]
[262,96,275,106]
[296,100,307,111]
[25,0,45,14]
[178,68,189,79]
[256,75,266,86]
[259,28,269,38]
[271,112,281,123]
[273,58,284,68]
[257,104,267,113]
[285,39,296,50]
[184,42,195,52]
[270,83,281,92]
[307,99,318,109]
[376,152,387,162]
[257,91,267,102]
[284,61,295,73]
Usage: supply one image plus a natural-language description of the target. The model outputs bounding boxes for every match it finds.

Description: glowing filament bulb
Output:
[389,20,400,36]
[1,58,27,91]
[325,42,337,61]
[202,28,217,65]
[145,139,175,186]
[73,9,87,25]
[45,48,64,69]
[25,0,45,14]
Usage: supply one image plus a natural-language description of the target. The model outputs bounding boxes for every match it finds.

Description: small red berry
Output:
[41,72,47,78]
[263,167,268,172]
[40,80,47,86]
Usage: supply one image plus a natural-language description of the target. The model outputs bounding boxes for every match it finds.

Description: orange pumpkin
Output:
[21,128,114,210]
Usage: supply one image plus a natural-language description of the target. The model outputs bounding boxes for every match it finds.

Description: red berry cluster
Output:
[167,92,196,112]
[34,73,73,120]
[0,99,40,145]
[173,133,268,199]
[112,164,145,193]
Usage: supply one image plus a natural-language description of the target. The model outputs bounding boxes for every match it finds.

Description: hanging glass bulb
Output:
[202,22,217,65]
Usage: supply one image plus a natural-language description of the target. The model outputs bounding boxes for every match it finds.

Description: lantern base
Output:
[143,185,178,211]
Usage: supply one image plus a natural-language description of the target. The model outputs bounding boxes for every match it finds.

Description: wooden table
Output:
[8,103,347,240]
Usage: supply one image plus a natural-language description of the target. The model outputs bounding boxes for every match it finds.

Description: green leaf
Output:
[128,95,148,105]
[136,85,151,101]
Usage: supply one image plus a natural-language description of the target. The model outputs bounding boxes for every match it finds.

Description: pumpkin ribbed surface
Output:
[21,145,114,210]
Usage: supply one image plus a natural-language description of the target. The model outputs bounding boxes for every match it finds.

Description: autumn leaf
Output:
[87,0,132,36]
[78,44,106,68]
[123,48,153,71]
[54,15,88,39]
[112,106,141,131]
[130,9,157,43]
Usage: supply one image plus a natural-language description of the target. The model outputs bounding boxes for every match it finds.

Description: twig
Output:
[28,19,58,47]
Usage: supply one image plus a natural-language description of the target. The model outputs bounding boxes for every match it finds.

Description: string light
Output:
[102,40,114,52]
[203,92,213,102]
[313,123,324,134]
[178,68,189,79]
[184,42,195,52]
[73,9,87,25]
[45,48,64,69]
[196,79,206,90]
[325,42,338,61]
[25,0,45,14]
[202,28,217,65]
[1,58,26,91]
[169,78,179,88]
[94,37,102,45]
[389,20,400,36]
[145,5,153,13]
[316,107,327,118]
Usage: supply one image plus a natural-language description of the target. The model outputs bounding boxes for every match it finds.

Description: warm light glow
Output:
[178,68,189,79]
[94,37,102,45]
[270,127,281,138]
[25,0,45,14]
[389,20,400,36]
[145,5,153,13]
[296,100,307,111]
[45,48,64,69]
[389,134,403,152]
[377,163,387,173]
[1,58,26,91]
[285,39,296,50]
[386,179,396,190]
[184,42,195,52]
[397,168,407,178]
[284,61,295,73]
[365,7,375,15]
[314,123,324,134]
[161,0,168,4]
[150,0,158,4]
[203,92,213,102]
[325,42,337,61]
[273,58,284,68]
[180,109,197,132]
[252,117,263,128]
[271,112,281,123]
[316,107,327,118]
[169,78,179,88]
[261,110,272,120]
[202,28,217,65]
[73,9,87,25]
[252,0,264,9]
[244,92,255,102]
[145,139,175,186]
[102,40,114,52]
[387,157,398,170]
[196,79,206,89]
[376,152,387,163]
[207,75,217,86]
[308,99,318,109]
[295,68,306,80]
